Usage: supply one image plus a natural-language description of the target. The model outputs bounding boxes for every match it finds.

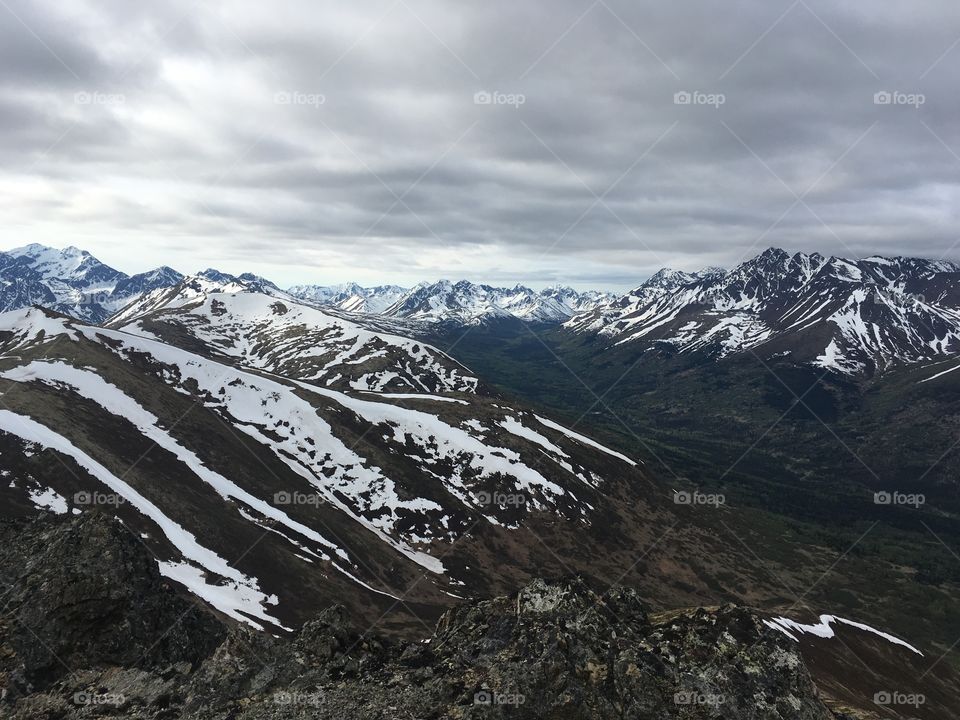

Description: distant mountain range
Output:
[288,280,615,323]
[0,244,613,327]
[567,248,960,375]
[4,244,960,376]
[286,282,408,314]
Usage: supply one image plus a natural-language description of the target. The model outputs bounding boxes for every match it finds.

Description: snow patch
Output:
[763,614,922,656]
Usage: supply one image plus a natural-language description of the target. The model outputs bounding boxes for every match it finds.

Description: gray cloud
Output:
[1,0,960,290]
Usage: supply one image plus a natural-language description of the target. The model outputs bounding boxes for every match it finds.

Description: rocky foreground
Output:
[0,513,909,718]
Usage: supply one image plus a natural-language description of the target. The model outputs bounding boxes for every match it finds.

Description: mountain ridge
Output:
[566,247,960,375]
[5,243,960,376]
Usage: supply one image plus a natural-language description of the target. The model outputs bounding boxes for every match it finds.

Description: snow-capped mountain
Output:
[106,269,291,325]
[110,266,184,300]
[109,279,479,393]
[566,248,960,375]
[9,243,125,290]
[378,280,614,324]
[0,244,184,323]
[289,280,614,324]
[0,245,612,328]
[287,283,408,314]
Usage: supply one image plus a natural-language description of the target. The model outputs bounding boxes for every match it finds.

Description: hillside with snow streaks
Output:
[111,284,479,394]
[567,248,960,375]
[0,408,283,630]
[0,360,348,561]
[0,304,644,630]
[763,613,923,655]
[82,322,605,531]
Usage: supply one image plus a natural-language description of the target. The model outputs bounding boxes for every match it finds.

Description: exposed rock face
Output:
[0,514,838,718]
[416,579,831,720]
[0,513,225,693]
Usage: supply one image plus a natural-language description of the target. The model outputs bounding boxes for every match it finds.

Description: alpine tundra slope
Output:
[0,287,772,637]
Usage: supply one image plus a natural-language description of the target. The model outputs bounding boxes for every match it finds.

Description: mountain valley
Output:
[0,245,958,717]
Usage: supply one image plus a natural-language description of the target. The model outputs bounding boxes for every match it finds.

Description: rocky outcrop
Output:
[0,514,850,718]
[0,513,224,695]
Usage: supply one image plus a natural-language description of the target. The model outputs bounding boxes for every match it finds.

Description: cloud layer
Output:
[2,0,960,289]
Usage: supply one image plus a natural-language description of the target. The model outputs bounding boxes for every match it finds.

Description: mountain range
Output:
[5,244,960,379]
[289,279,615,323]
[567,248,960,376]
[0,243,959,716]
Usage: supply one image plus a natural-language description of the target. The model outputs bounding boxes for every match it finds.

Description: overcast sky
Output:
[2,0,960,290]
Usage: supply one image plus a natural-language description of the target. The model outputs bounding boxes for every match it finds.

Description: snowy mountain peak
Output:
[644,268,702,291]
[11,242,85,259]
[9,243,118,284]
[566,249,960,375]
[0,244,185,323]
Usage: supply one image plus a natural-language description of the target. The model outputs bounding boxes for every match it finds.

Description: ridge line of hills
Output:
[5,243,960,376]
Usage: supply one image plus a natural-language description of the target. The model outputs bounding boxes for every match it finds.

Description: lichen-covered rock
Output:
[0,513,224,692]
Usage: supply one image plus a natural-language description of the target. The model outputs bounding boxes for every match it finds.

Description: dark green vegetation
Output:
[431,319,960,667]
